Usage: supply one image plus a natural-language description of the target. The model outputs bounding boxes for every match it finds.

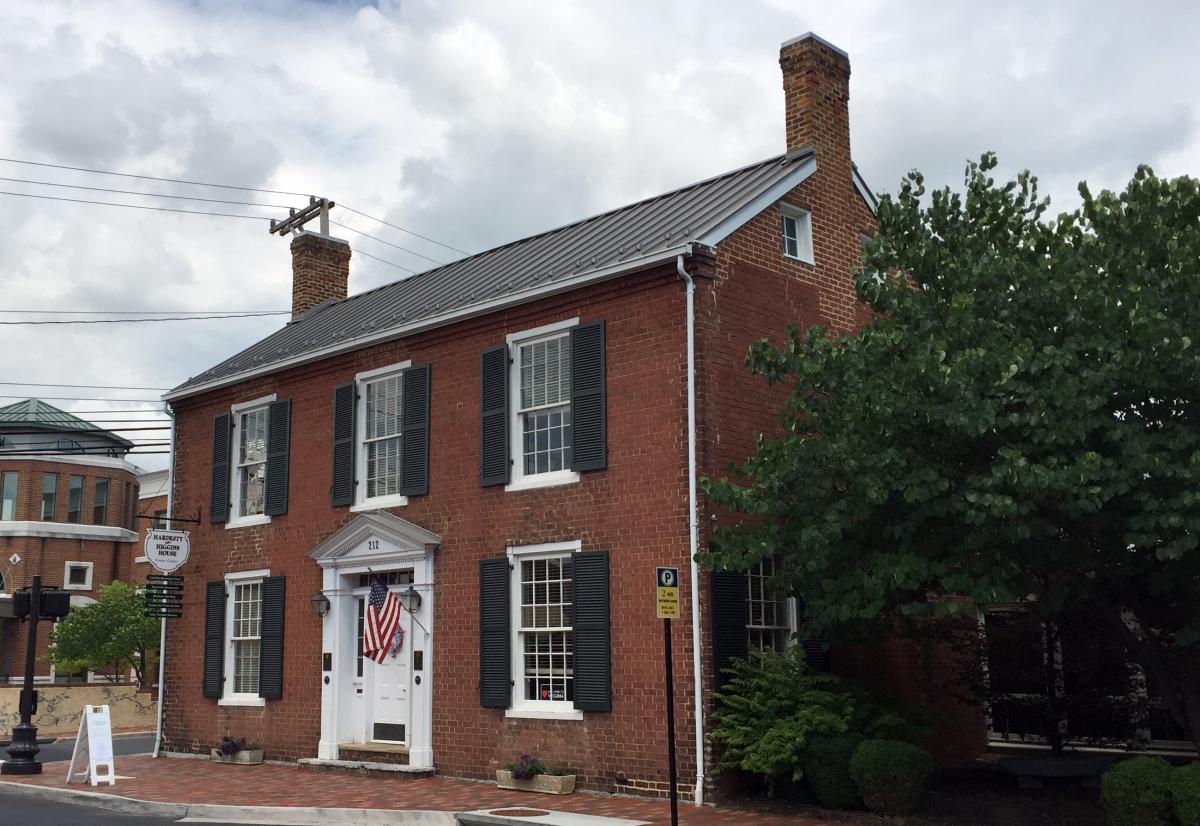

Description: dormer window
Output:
[781,204,814,265]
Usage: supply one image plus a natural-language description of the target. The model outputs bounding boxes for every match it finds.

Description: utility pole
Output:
[269,196,335,237]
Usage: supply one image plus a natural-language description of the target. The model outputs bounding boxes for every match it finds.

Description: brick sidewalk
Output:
[1,754,846,825]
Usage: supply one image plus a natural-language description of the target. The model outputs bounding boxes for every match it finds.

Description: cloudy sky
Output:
[1,0,1196,470]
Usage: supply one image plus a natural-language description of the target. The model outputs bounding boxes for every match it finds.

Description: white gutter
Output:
[164,245,693,403]
[676,252,705,806]
[152,405,176,759]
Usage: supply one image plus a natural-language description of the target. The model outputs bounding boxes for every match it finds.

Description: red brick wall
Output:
[164,264,705,793]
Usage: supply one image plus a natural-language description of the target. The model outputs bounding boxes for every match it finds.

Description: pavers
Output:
[0,754,843,825]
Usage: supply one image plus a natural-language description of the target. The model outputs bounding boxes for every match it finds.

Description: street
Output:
[0,788,248,825]
[34,732,157,764]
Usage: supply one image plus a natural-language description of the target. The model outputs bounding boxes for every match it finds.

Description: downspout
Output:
[676,252,705,806]
[152,404,176,759]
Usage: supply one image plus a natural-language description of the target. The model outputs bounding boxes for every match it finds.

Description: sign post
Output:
[143,528,189,759]
[656,566,680,826]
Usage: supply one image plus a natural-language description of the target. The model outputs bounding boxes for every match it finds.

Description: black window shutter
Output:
[803,638,831,672]
[203,581,226,698]
[264,399,291,516]
[258,576,286,700]
[573,550,612,711]
[331,382,356,506]
[479,556,511,708]
[399,365,431,496]
[569,320,606,471]
[480,345,509,486]
[711,570,748,690]
[210,413,231,524]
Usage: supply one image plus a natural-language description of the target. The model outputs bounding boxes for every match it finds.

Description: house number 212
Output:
[367,539,380,550]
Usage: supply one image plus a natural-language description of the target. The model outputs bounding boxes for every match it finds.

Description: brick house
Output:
[161,34,942,798]
[0,399,142,684]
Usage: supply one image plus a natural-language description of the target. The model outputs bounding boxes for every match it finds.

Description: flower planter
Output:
[496,769,576,795]
[210,748,264,765]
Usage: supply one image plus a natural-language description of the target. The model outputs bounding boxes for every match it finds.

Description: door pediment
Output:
[308,511,441,569]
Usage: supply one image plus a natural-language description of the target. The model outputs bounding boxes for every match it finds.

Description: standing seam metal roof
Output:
[171,147,816,396]
[0,398,135,448]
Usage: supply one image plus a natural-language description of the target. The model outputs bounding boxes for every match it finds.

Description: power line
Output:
[0,176,295,210]
[0,189,270,220]
[331,219,444,266]
[340,204,469,256]
[0,313,289,326]
[350,247,416,275]
[0,382,171,391]
[0,394,162,403]
[0,156,312,198]
[0,309,287,315]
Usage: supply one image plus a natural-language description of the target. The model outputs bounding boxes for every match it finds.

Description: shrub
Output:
[1174,762,1200,826]
[505,754,546,780]
[848,739,934,815]
[1100,756,1175,826]
[803,733,865,809]
[709,646,907,795]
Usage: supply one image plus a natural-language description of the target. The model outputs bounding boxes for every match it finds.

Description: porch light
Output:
[310,591,331,617]
[398,586,421,614]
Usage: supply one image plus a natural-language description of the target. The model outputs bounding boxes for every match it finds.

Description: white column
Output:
[317,565,340,760]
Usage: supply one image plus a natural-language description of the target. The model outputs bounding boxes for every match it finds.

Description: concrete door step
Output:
[297,757,434,779]
[457,809,651,826]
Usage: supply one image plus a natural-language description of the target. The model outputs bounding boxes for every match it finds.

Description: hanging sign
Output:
[656,566,680,619]
[144,529,190,573]
[66,704,116,786]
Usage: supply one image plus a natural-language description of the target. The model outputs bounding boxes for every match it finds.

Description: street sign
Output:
[144,530,190,573]
[656,566,680,619]
[144,574,183,620]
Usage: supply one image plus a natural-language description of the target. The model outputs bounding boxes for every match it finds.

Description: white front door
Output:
[366,595,412,744]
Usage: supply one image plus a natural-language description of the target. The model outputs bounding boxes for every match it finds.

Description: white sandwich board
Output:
[66,704,115,786]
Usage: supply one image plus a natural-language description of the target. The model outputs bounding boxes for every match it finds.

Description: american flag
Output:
[363,575,404,664]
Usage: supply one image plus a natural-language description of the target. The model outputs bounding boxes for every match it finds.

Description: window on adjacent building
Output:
[64,561,93,590]
[747,557,790,653]
[1,472,16,520]
[41,473,58,521]
[229,580,263,697]
[232,405,269,520]
[361,370,403,502]
[153,510,168,529]
[512,544,576,709]
[67,475,84,523]
[93,478,109,525]
[781,204,814,264]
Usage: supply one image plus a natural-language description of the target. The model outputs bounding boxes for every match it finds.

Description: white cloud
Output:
[0,0,1196,470]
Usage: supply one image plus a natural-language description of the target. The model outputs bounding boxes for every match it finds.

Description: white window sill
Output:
[218,696,266,708]
[226,513,271,530]
[350,494,408,513]
[783,252,815,266]
[63,584,91,591]
[505,470,580,493]
[505,707,584,721]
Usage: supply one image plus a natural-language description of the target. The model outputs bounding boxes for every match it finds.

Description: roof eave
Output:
[164,243,695,404]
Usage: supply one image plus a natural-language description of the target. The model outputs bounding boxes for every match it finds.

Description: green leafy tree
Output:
[47,580,159,687]
[702,154,1200,749]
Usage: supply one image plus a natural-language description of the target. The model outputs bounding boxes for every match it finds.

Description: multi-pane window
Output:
[235,407,268,518]
[519,555,574,703]
[67,475,84,523]
[41,473,58,521]
[363,374,402,500]
[93,478,108,525]
[153,510,168,529]
[781,206,814,264]
[1,472,16,520]
[231,582,262,695]
[747,557,789,652]
[518,335,572,476]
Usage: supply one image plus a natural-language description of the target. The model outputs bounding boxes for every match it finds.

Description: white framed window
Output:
[507,539,583,720]
[63,561,93,591]
[747,557,791,652]
[506,319,579,492]
[228,395,274,528]
[781,204,814,264]
[353,361,411,511]
[221,568,268,706]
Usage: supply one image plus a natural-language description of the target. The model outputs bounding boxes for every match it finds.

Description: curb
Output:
[0,780,459,824]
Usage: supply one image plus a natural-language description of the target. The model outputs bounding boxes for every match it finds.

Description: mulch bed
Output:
[718,764,1106,826]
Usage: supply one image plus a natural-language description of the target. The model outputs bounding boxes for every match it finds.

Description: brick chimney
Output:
[290,232,350,318]
[779,33,852,176]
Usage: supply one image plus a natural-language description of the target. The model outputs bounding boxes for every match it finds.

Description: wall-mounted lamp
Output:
[310,591,331,617]
[398,586,422,614]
